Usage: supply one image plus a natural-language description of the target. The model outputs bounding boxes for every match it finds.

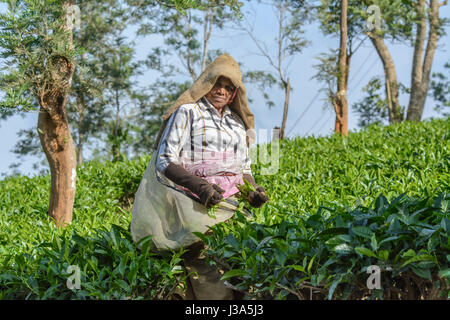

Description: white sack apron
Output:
[130,149,244,252]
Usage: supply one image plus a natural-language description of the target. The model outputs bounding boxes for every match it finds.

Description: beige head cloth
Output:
[153,54,254,149]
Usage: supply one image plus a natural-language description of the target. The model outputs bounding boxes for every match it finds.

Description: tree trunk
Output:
[336,0,349,137]
[38,106,77,228]
[407,0,427,121]
[185,11,197,81]
[201,7,215,73]
[77,132,84,165]
[407,0,442,121]
[112,88,121,162]
[279,78,290,139]
[36,1,77,228]
[333,98,343,133]
[76,92,86,166]
[368,33,403,123]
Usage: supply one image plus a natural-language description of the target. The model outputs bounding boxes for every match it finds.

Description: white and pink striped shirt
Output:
[155,97,252,179]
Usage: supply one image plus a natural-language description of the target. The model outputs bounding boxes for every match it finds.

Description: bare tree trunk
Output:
[407,0,445,121]
[201,7,215,73]
[368,33,403,123]
[185,11,197,81]
[336,0,349,137]
[112,87,121,162]
[35,1,77,228]
[75,92,86,166]
[279,78,290,140]
[38,104,77,228]
[407,0,427,121]
[77,132,84,165]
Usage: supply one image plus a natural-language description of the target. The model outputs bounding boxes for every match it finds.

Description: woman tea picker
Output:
[130,54,268,299]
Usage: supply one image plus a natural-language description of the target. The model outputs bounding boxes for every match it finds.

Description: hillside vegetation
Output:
[0,118,449,299]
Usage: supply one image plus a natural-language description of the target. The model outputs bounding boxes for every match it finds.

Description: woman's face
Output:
[205,76,236,110]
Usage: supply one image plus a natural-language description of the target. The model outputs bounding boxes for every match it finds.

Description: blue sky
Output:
[1,1,449,177]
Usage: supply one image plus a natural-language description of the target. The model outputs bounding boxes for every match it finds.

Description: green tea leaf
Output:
[256,236,274,251]
[116,279,131,292]
[307,255,316,274]
[379,235,401,245]
[333,243,353,254]
[378,250,389,261]
[370,234,378,251]
[221,269,247,281]
[438,269,450,279]
[355,247,377,258]
[328,274,344,300]
[192,232,208,243]
[288,265,306,273]
[375,194,389,214]
[402,249,416,258]
[352,226,374,239]
[318,227,349,237]
[400,254,437,268]
[411,266,432,280]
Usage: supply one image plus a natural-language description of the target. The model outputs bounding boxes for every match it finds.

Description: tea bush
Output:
[0,155,189,299]
[0,118,448,299]
[202,118,450,300]
[201,192,449,300]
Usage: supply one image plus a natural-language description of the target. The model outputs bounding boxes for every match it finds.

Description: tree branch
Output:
[223,281,252,297]
[276,282,305,300]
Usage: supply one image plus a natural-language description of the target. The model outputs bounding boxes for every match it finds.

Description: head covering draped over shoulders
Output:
[153,54,255,149]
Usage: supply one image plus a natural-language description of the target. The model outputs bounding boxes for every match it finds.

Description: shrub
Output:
[201,192,449,300]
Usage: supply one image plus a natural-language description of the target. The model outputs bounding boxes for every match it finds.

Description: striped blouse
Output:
[155,97,252,176]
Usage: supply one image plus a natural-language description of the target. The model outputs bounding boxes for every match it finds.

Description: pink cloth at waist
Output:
[180,149,244,199]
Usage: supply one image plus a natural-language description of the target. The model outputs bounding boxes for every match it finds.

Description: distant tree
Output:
[351,77,389,127]
[406,0,449,121]
[430,61,450,117]
[357,0,449,122]
[67,0,119,165]
[94,19,144,162]
[131,80,191,154]
[314,0,448,126]
[336,0,349,137]
[130,0,240,75]
[352,76,410,128]
[4,0,132,169]
[0,0,78,227]
[243,70,277,109]
[314,0,367,136]
[359,0,414,124]
[128,0,239,151]
[238,0,310,139]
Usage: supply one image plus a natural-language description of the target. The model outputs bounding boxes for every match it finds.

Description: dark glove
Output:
[243,174,269,208]
[164,163,224,208]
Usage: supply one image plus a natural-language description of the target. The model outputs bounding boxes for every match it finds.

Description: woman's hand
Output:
[164,163,225,208]
[248,186,269,208]
[199,184,225,208]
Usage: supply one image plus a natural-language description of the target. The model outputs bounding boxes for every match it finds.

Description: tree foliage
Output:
[430,61,450,117]
[352,76,389,128]
[0,0,77,111]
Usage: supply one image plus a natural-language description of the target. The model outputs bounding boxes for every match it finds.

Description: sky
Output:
[0,1,449,177]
